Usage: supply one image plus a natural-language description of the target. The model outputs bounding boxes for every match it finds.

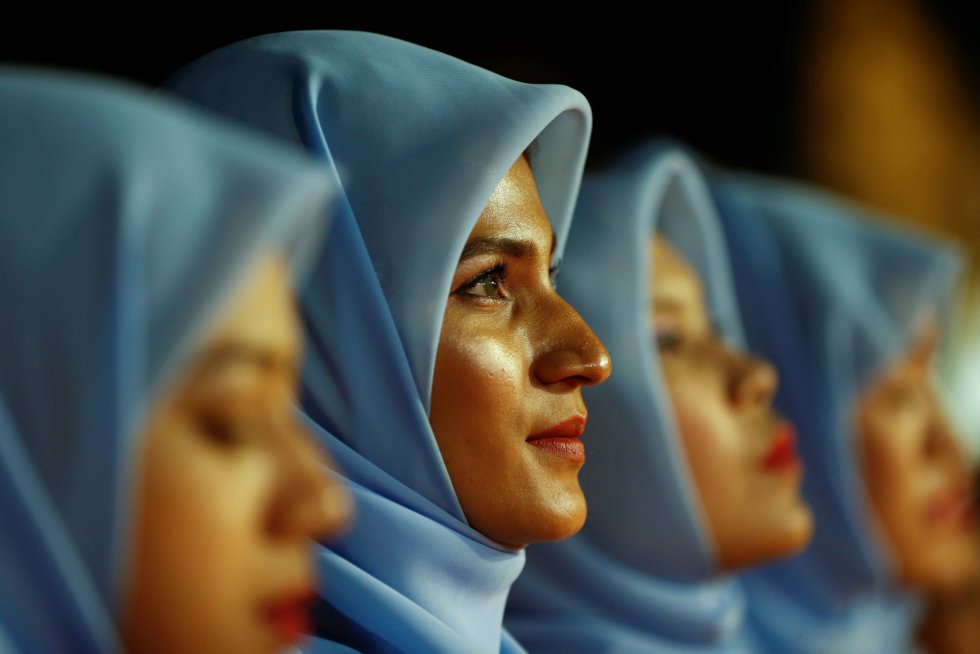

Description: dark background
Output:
[1,4,976,174]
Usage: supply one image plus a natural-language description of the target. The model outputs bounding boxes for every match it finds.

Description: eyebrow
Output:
[458,230,557,263]
[652,297,685,313]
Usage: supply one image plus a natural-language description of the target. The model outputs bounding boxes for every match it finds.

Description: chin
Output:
[500,491,588,548]
[763,490,815,561]
[719,503,815,571]
[538,499,588,543]
[903,543,980,597]
[778,501,815,557]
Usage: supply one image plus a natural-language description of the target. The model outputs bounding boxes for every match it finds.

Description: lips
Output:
[263,590,315,645]
[527,416,587,464]
[762,423,801,471]
[928,486,979,530]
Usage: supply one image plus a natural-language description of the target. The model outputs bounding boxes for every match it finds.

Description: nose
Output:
[728,349,779,409]
[531,296,612,390]
[269,417,353,541]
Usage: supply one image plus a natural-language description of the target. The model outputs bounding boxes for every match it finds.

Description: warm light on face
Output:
[860,326,980,596]
[428,156,611,549]
[121,254,352,654]
[651,235,813,570]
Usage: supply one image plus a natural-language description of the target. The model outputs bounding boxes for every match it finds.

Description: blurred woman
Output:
[505,142,813,651]
[164,31,611,653]
[0,71,350,653]
[712,173,977,653]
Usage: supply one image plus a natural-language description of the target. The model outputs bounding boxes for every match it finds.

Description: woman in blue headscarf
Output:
[0,70,350,653]
[505,142,814,652]
[163,30,612,653]
[711,173,976,653]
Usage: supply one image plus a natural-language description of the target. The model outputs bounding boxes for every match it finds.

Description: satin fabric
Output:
[712,172,962,653]
[0,70,335,653]
[506,142,751,652]
[164,30,593,654]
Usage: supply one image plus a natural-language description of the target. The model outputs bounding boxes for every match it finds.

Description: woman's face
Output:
[121,254,352,654]
[651,236,813,570]
[429,155,612,549]
[860,327,980,596]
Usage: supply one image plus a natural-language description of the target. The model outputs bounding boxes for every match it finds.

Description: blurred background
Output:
[4,0,978,453]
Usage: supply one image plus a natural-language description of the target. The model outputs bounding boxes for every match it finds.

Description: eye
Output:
[654,326,684,352]
[196,411,265,448]
[886,384,930,416]
[456,263,509,301]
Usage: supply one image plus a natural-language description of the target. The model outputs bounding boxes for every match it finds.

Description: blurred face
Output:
[121,254,352,654]
[860,326,980,596]
[429,156,612,549]
[651,236,813,570]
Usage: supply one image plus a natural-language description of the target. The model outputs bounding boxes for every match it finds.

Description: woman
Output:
[164,31,611,653]
[0,70,350,653]
[712,172,976,653]
[505,142,814,652]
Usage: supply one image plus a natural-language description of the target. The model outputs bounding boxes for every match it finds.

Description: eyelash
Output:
[197,412,264,448]
[655,328,684,352]
[454,262,510,302]
[653,314,727,353]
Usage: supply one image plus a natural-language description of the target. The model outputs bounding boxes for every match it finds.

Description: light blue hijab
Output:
[0,70,336,653]
[163,30,593,654]
[505,142,751,652]
[711,173,962,653]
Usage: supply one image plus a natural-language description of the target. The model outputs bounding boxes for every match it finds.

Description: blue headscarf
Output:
[163,30,592,653]
[711,173,962,653]
[506,142,751,652]
[0,70,336,653]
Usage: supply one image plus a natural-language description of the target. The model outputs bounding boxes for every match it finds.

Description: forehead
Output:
[651,236,704,302]
[468,156,553,247]
[198,254,300,363]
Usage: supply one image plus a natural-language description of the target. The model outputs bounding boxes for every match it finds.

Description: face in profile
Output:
[860,326,979,596]
[651,236,813,570]
[428,155,612,549]
[121,254,352,654]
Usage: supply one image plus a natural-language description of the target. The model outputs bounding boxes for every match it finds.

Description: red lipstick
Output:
[928,487,979,530]
[762,423,801,471]
[263,591,314,645]
[527,416,587,464]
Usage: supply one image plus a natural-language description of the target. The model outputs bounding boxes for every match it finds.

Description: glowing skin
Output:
[121,255,352,654]
[429,156,612,549]
[860,326,980,596]
[651,236,813,570]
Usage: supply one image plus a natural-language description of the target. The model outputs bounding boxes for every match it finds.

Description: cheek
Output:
[430,313,530,459]
[125,426,275,652]
[144,446,268,568]
[862,416,928,539]
[435,334,527,415]
[429,308,587,546]
[664,367,745,493]
[861,415,944,593]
